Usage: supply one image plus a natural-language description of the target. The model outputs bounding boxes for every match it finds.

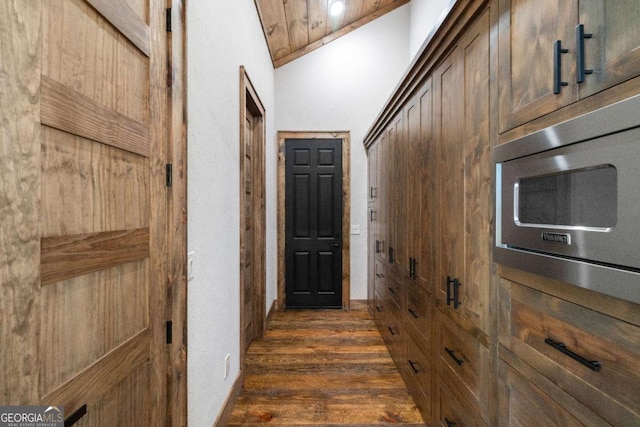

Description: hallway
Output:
[226,302,425,426]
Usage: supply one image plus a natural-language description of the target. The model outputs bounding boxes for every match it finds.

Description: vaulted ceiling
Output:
[254,0,410,68]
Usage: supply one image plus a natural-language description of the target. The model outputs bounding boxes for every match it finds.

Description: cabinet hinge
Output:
[166,320,173,344]
[166,8,172,32]
[166,163,173,187]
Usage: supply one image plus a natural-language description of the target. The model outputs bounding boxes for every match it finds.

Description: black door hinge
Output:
[166,320,173,344]
[166,163,173,187]
[166,8,172,32]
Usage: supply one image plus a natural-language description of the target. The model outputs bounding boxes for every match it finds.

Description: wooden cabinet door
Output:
[498,0,578,132]
[578,0,640,98]
[435,8,492,335]
[460,9,492,334]
[405,93,420,281]
[389,113,405,269]
[1,0,169,424]
[434,49,464,315]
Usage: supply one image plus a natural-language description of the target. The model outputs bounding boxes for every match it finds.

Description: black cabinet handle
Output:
[370,186,377,199]
[389,246,395,264]
[545,338,601,372]
[375,240,380,254]
[375,305,382,312]
[388,326,396,336]
[445,347,464,366]
[445,418,457,427]
[408,308,419,319]
[409,257,416,279]
[387,286,396,294]
[553,40,569,94]
[375,273,384,278]
[576,24,593,83]
[370,209,376,222]
[408,359,420,374]
[65,405,87,427]
[446,276,462,309]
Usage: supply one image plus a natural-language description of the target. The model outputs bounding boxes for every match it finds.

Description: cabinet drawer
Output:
[406,281,433,349]
[386,274,403,308]
[437,375,484,427]
[404,336,434,424]
[497,358,588,427]
[499,279,640,426]
[374,260,386,296]
[436,310,490,421]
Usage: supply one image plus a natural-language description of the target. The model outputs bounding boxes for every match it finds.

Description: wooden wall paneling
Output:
[254,0,291,63]
[166,0,188,425]
[284,0,309,52]
[0,0,42,405]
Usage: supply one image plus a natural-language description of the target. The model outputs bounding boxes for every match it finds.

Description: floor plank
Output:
[226,307,425,426]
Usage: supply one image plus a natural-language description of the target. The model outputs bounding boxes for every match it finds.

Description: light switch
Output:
[351,225,360,235]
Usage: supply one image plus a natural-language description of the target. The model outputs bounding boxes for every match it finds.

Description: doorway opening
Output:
[277,131,351,309]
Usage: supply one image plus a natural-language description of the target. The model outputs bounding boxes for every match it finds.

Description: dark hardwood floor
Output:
[226,301,425,426]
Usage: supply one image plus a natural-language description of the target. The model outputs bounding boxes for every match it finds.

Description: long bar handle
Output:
[576,24,593,83]
[445,347,464,366]
[545,338,601,371]
[553,40,569,94]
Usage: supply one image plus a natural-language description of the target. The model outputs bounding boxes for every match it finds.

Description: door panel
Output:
[38,0,165,424]
[285,139,343,308]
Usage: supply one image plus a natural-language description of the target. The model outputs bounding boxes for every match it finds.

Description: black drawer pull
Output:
[375,273,384,278]
[445,418,457,427]
[387,286,396,294]
[65,405,87,427]
[544,338,601,372]
[408,359,420,374]
[553,40,569,94]
[389,246,395,264]
[445,347,464,366]
[576,24,593,83]
[370,209,376,222]
[375,305,382,312]
[446,276,462,309]
[407,308,419,319]
[388,326,396,336]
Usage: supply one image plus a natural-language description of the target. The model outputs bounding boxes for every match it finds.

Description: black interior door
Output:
[285,138,343,308]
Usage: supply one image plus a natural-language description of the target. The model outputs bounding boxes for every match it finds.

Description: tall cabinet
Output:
[366,0,640,426]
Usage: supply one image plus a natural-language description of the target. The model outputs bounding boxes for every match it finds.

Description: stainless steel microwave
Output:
[495,94,640,305]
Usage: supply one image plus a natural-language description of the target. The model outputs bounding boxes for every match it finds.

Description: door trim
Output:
[277,131,351,310]
[239,66,266,369]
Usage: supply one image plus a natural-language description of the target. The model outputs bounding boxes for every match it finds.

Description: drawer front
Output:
[374,260,387,296]
[406,281,433,347]
[404,336,434,424]
[386,274,403,308]
[436,310,490,421]
[437,375,484,427]
[500,279,640,426]
[497,359,586,427]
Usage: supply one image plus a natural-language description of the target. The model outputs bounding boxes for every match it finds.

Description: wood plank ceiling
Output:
[254,0,411,68]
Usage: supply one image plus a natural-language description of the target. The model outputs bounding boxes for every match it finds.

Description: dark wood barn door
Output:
[285,138,343,308]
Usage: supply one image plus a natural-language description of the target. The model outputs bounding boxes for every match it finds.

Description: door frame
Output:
[239,66,266,368]
[277,131,351,310]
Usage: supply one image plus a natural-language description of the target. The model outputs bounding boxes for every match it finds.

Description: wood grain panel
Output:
[0,0,42,405]
[68,363,150,427]
[41,76,149,157]
[41,228,149,286]
[41,127,149,237]
[42,0,149,124]
[284,0,309,51]
[41,329,150,415]
[255,0,291,62]
[86,0,151,56]
[307,0,328,43]
[40,260,149,395]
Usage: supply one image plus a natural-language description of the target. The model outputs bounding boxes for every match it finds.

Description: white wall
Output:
[409,0,452,59]
[275,5,411,301]
[186,0,276,425]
